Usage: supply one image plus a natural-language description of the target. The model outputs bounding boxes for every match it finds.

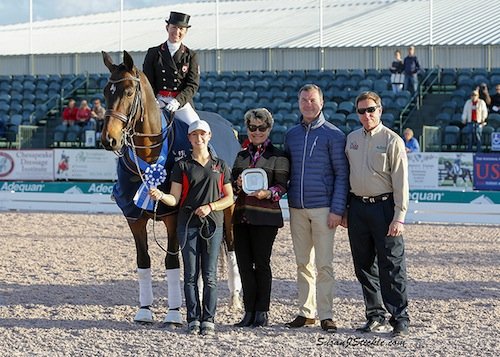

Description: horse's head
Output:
[101,50,143,152]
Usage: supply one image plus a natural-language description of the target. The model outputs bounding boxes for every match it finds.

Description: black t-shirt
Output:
[171,154,231,228]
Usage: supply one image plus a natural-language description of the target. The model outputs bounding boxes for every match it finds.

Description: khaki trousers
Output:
[289,207,336,320]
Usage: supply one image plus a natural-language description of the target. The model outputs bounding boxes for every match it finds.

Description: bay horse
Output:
[443,160,473,187]
[100,51,241,326]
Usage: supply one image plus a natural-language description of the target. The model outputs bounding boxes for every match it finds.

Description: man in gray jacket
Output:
[284,84,349,332]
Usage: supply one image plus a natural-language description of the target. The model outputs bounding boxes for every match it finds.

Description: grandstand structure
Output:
[0,0,499,150]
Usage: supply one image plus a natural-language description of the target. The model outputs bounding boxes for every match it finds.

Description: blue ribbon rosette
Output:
[132,111,170,210]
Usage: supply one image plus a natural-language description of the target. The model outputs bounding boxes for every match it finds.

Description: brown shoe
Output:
[320,319,337,333]
[285,315,315,328]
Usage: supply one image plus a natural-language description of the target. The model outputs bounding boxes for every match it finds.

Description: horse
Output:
[100,50,241,326]
[443,160,473,187]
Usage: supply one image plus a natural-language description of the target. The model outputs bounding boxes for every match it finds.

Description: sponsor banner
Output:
[473,153,500,191]
[0,181,115,194]
[0,150,54,180]
[408,152,474,191]
[410,190,500,204]
[54,149,118,180]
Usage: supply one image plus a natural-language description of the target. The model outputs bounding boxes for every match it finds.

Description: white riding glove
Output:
[157,96,173,109]
[165,98,180,112]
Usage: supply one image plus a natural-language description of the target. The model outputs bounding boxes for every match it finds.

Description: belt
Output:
[158,90,179,97]
[351,193,392,204]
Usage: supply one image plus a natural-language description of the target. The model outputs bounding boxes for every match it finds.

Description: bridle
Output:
[104,70,168,154]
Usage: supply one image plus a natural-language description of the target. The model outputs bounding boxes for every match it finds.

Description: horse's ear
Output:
[123,51,134,72]
[102,51,115,73]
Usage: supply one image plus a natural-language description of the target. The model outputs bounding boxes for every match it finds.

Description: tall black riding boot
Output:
[234,312,255,327]
[252,311,268,327]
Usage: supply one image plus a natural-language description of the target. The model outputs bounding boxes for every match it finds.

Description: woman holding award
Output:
[231,108,290,328]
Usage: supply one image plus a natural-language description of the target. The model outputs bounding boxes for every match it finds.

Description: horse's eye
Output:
[126,89,134,97]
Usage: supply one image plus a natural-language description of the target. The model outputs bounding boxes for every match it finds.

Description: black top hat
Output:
[165,11,191,28]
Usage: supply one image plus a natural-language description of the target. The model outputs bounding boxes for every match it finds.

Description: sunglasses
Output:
[356,106,379,115]
[248,124,269,132]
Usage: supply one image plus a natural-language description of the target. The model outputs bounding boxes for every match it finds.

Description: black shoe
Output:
[391,321,409,337]
[234,312,255,327]
[285,315,315,328]
[252,311,268,327]
[356,319,389,333]
[320,319,337,333]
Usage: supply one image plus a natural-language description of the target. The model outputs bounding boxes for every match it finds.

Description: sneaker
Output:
[285,315,316,328]
[320,319,337,333]
[201,321,215,336]
[187,321,200,335]
[391,321,409,337]
[356,319,390,333]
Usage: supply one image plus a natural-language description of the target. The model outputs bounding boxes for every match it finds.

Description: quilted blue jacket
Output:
[284,113,349,216]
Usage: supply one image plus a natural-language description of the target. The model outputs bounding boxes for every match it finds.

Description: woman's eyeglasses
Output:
[247,124,269,132]
[356,106,379,115]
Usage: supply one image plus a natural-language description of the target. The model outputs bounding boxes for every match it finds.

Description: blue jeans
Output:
[178,225,223,323]
[404,74,418,95]
[465,122,482,152]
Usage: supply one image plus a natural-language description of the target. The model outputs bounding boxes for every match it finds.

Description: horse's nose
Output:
[103,132,117,149]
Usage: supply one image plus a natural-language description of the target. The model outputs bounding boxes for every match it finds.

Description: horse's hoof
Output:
[230,293,243,311]
[134,308,154,324]
[163,309,183,326]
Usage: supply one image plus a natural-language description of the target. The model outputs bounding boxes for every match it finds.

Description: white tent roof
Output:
[0,0,498,55]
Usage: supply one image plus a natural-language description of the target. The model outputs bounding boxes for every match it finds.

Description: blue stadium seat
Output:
[435,112,451,127]
[450,113,463,127]
[337,101,355,115]
[442,125,460,151]
[358,79,373,90]
[65,125,82,143]
[381,113,395,127]
[350,69,365,83]
[200,92,215,104]
[214,92,229,103]
[365,69,381,81]
[270,124,287,147]
[482,126,495,151]
[374,79,389,92]
[203,102,218,112]
[240,80,255,92]
[487,113,500,129]
[329,113,346,127]
[346,113,359,128]
[281,113,299,127]
[225,80,240,92]
[440,101,457,115]
[254,80,269,91]
[440,68,456,86]
[335,69,350,82]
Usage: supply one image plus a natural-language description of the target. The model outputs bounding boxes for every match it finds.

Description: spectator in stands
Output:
[403,46,420,96]
[343,91,410,337]
[143,11,200,125]
[62,98,78,126]
[390,50,405,94]
[462,90,488,152]
[490,84,500,113]
[231,108,290,328]
[76,100,92,127]
[477,83,491,108]
[91,98,106,132]
[284,84,349,333]
[403,128,420,153]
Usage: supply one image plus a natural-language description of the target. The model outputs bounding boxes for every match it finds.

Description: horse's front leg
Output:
[224,204,242,310]
[161,213,183,327]
[128,217,154,324]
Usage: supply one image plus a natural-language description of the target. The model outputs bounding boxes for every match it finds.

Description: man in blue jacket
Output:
[284,84,349,332]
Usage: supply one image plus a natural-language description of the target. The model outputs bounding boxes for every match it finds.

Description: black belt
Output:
[351,193,392,204]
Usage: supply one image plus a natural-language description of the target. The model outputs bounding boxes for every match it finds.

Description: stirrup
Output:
[163,309,183,327]
[134,307,154,324]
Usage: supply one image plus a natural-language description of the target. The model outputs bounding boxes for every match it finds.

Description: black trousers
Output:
[233,223,278,312]
[347,197,409,325]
